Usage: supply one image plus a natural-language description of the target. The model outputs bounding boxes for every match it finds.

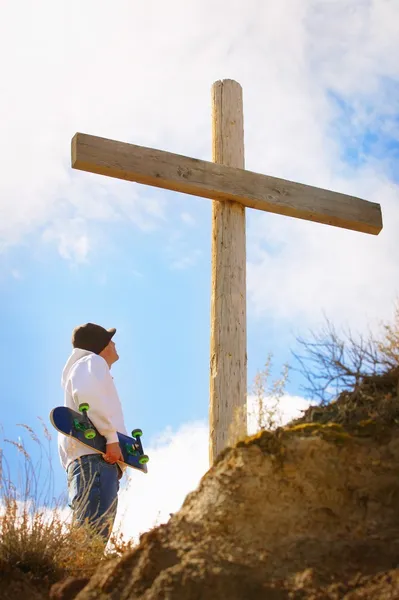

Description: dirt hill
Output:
[3,368,399,599]
[48,368,399,599]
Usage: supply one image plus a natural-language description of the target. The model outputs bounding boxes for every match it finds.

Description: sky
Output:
[1,0,399,542]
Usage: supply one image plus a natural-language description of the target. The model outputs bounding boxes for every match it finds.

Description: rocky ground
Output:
[3,368,399,599]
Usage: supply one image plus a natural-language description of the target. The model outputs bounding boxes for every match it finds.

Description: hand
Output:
[104,442,123,464]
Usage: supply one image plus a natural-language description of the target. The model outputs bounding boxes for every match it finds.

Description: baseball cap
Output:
[72,323,116,355]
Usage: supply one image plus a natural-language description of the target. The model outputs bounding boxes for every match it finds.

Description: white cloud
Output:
[42,218,91,264]
[247,393,312,435]
[0,0,397,330]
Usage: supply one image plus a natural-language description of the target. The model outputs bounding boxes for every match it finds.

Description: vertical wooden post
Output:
[209,79,247,465]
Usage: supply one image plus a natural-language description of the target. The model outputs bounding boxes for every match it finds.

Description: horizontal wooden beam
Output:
[71,133,383,235]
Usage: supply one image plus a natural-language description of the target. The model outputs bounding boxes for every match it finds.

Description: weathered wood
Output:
[72,132,383,235]
[209,79,247,466]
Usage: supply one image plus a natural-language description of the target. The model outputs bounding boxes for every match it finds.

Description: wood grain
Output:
[209,79,247,466]
[72,133,383,235]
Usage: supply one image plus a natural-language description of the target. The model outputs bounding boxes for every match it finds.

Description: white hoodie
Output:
[59,348,128,471]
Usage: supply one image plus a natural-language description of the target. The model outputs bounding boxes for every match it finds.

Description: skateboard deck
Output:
[50,404,149,474]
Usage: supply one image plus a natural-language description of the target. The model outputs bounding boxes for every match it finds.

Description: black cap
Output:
[72,323,116,355]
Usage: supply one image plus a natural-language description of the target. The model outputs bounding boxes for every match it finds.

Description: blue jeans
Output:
[67,454,120,543]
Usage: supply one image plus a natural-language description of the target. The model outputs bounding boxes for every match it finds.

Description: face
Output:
[100,339,119,366]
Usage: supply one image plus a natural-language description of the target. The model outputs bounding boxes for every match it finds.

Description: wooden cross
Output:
[70,79,383,466]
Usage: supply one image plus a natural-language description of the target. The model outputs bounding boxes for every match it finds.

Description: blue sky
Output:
[327,79,399,179]
[1,0,399,538]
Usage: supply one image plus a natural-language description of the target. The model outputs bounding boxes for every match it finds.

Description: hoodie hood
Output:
[61,348,94,388]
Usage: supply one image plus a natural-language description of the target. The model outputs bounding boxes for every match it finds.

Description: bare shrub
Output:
[292,305,399,405]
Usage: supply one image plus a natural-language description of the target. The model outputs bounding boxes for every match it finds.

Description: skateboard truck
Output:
[73,403,97,440]
[126,429,149,464]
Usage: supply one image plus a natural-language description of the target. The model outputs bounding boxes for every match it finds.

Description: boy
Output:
[59,323,127,543]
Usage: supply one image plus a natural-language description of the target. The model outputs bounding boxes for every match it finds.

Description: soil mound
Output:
[69,371,399,599]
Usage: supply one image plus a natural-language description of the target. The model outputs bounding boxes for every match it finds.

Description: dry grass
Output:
[249,354,290,431]
[227,355,290,448]
[378,303,399,370]
[0,419,136,590]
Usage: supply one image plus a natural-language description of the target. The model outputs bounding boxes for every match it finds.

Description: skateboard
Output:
[50,403,149,474]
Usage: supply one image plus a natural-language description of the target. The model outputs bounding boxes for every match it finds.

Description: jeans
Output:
[67,454,120,544]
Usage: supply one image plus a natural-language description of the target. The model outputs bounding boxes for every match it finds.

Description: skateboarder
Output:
[59,322,128,544]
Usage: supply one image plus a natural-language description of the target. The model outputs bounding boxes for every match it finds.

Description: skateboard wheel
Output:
[139,455,149,464]
[132,429,142,438]
[84,429,96,439]
[79,403,90,412]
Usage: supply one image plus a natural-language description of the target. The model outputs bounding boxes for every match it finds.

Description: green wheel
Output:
[84,429,96,440]
[139,455,149,464]
[132,429,142,438]
[79,403,90,412]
